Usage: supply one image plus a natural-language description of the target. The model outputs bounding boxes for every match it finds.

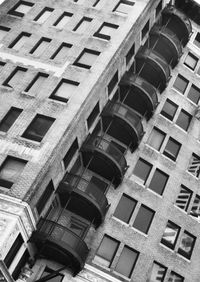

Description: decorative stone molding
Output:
[0,194,36,259]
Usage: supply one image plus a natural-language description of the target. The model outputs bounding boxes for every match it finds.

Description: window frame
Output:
[113,194,137,223]
[50,78,79,103]
[50,42,72,60]
[33,7,54,24]
[0,107,22,133]
[53,12,73,29]
[161,220,180,250]
[94,22,119,40]
[148,168,169,195]
[132,204,155,234]
[29,37,51,55]
[184,52,198,71]
[173,74,189,94]
[163,137,181,161]
[8,1,34,17]
[113,0,135,15]
[73,48,100,69]
[2,66,27,88]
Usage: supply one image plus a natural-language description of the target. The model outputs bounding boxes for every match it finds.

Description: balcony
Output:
[31,218,89,276]
[102,101,144,151]
[149,25,182,68]
[58,173,109,228]
[81,136,127,187]
[162,5,192,46]
[136,48,171,92]
[120,74,158,119]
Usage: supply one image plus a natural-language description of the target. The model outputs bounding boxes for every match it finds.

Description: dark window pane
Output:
[114,194,137,223]
[4,234,24,268]
[142,20,149,39]
[187,84,200,104]
[149,261,167,282]
[41,268,64,282]
[173,75,188,94]
[36,180,54,214]
[156,1,162,17]
[22,114,55,142]
[95,235,119,267]
[188,153,200,178]
[190,194,200,219]
[178,231,196,260]
[108,71,118,95]
[12,250,29,280]
[87,102,100,129]
[194,32,200,49]
[168,271,184,282]
[126,43,135,65]
[0,107,22,132]
[176,110,191,131]
[133,158,152,183]
[184,52,198,70]
[163,138,181,161]
[175,185,192,212]
[148,169,168,195]
[133,205,155,234]
[115,246,139,278]
[161,221,180,249]
[148,127,165,151]
[160,99,178,121]
[63,138,79,169]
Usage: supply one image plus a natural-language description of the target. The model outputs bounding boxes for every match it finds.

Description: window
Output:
[175,185,192,212]
[50,43,72,60]
[50,79,79,102]
[73,49,100,69]
[9,32,31,51]
[187,84,200,104]
[132,204,155,234]
[178,231,196,259]
[34,7,54,24]
[168,271,184,282]
[4,234,24,268]
[94,235,119,267]
[126,43,135,65]
[63,138,79,169]
[29,37,51,56]
[160,99,178,121]
[147,127,166,151]
[40,268,64,282]
[176,110,192,131]
[115,246,139,278]
[193,32,200,49]
[87,102,100,129]
[93,0,100,6]
[173,74,189,94]
[0,156,27,188]
[133,158,152,184]
[8,1,34,17]
[113,0,135,15]
[149,261,167,282]
[113,194,137,223]
[190,194,200,219]
[36,180,54,214]
[161,221,180,249]
[73,17,92,32]
[0,107,22,132]
[0,26,10,41]
[3,67,27,88]
[12,250,29,280]
[94,22,119,40]
[142,20,149,39]
[108,71,118,95]
[53,12,73,29]
[24,72,48,94]
[184,52,198,70]
[156,1,162,17]
[163,137,181,161]
[188,153,200,178]
[148,169,168,195]
[22,114,55,142]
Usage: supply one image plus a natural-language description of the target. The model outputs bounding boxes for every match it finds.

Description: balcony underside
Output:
[31,221,89,276]
[102,112,143,151]
[120,75,158,119]
[81,148,125,187]
[58,181,109,228]
[136,49,170,92]
[149,26,182,68]
[162,5,192,46]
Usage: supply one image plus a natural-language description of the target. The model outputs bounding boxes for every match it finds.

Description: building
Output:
[0,0,200,281]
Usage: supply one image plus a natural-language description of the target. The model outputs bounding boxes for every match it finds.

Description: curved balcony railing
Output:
[32,218,89,275]
[120,74,158,118]
[150,25,182,67]
[162,5,192,46]
[136,49,171,91]
[103,101,144,149]
[82,136,127,186]
[59,173,109,227]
